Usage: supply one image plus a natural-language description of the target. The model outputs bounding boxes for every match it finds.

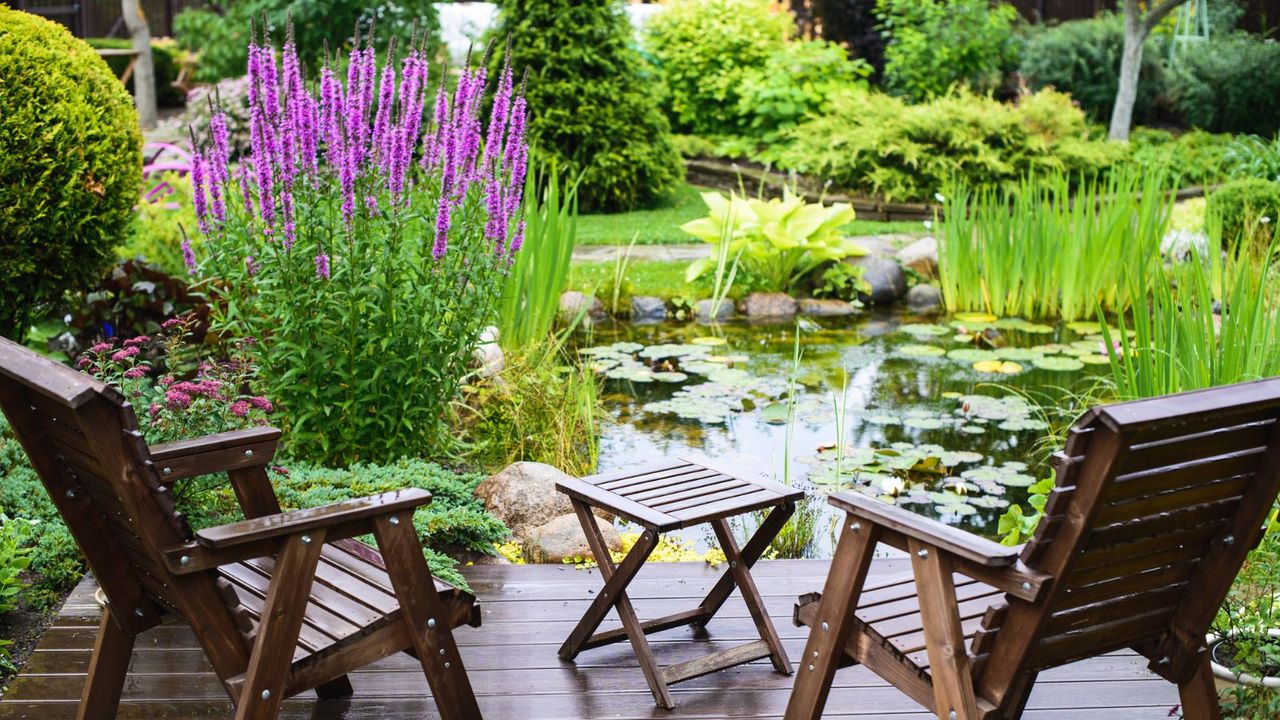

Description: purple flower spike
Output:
[315,252,331,279]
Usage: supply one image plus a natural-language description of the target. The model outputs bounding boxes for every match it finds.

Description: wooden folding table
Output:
[556,457,804,708]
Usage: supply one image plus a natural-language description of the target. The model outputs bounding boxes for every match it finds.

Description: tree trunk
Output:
[121,0,157,130]
[1108,0,1146,141]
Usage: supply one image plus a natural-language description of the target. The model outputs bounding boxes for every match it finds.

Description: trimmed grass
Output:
[577,181,926,245]
[568,259,727,300]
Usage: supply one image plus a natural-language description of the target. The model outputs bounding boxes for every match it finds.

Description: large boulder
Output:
[475,462,577,538]
[896,236,938,279]
[740,292,797,318]
[695,298,734,322]
[906,284,944,314]
[798,298,855,317]
[630,295,667,322]
[559,291,607,322]
[847,256,906,306]
[522,513,622,564]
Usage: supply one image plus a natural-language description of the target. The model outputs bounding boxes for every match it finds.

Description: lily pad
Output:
[1031,356,1085,372]
[899,343,947,358]
[904,417,946,430]
[1079,354,1112,365]
[652,371,689,383]
[691,336,727,346]
[947,348,999,363]
[954,312,998,324]
[997,418,1050,432]
[900,323,951,337]
[973,360,1024,375]
[638,343,712,361]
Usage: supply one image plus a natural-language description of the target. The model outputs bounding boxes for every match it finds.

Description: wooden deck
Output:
[0,559,1182,719]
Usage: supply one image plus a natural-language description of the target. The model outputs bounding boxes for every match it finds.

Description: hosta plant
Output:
[682,189,864,292]
[185,29,528,465]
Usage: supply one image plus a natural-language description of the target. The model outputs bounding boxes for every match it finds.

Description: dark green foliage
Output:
[645,0,793,136]
[85,37,186,107]
[493,0,682,212]
[812,0,887,77]
[1019,15,1165,124]
[773,88,1123,201]
[1125,129,1238,187]
[0,419,84,610]
[1170,35,1280,136]
[1207,179,1280,249]
[174,0,441,82]
[0,9,142,340]
[875,0,1020,102]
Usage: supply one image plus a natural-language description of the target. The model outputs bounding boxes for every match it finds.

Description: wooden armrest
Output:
[196,488,433,549]
[149,427,281,480]
[828,491,1020,567]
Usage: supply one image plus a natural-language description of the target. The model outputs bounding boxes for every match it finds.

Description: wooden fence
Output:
[4,0,1277,41]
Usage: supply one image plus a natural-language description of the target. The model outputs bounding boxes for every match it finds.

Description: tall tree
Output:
[121,0,157,129]
[1109,0,1189,140]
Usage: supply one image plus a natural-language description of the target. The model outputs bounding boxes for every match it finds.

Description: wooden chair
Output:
[0,337,484,720]
[786,378,1280,720]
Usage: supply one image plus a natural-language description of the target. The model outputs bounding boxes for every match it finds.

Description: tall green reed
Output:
[1102,229,1280,400]
[498,164,581,350]
[939,169,1172,321]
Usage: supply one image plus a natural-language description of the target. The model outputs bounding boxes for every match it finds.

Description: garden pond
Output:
[572,308,1120,557]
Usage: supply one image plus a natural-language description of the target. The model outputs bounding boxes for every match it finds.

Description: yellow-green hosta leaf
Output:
[679,217,723,244]
[685,258,712,282]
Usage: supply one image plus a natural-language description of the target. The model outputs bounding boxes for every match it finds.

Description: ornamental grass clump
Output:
[186,28,529,466]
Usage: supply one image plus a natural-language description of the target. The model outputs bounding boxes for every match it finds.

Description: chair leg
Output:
[784,513,880,720]
[710,518,791,675]
[910,539,981,720]
[76,606,136,720]
[373,514,482,720]
[1178,654,1222,720]
[315,674,354,699]
[235,532,325,720]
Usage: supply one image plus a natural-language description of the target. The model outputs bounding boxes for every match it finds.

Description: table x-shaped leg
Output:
[558,498,796,709]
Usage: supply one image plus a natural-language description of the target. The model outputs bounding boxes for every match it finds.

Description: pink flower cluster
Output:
[188,26,529,278]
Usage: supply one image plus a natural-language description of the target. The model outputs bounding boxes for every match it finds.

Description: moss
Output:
[0,9,142,338]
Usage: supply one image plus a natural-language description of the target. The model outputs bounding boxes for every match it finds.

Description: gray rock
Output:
[847,256,906,306]
[896,236,938,279]
[475,462,577,538]
[522,513,622,564]
[695,298,735,322]
[471,326,504,378]
[559,291,606,322]
[798,298,855,317]
[740,292,797,318]
[906,284,944,314]
[630,295,667,321]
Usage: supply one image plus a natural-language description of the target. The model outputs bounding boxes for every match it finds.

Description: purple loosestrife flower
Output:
[236,162,254,214]
[483,60,514,172]
[315,251,331,280]
[371,44,397,171]
[189,142,211,235]
[509,219,526,255]
[484,173,505,254]
[433,196,451,260]
[181,236,197,274]
[421,84,449,170]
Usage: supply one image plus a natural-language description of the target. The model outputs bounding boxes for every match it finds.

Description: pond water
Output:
[572,309,1116,557]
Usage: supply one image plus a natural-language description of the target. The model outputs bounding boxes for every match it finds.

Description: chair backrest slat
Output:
[977,376,1280,681]
[0,339,202,629]
[981,377,1280,690]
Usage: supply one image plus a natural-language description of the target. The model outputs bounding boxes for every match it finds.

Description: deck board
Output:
[0,559,1181,719]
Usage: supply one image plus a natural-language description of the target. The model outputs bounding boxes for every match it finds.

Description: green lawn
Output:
[576,181,926,246]
[568,259,724,300]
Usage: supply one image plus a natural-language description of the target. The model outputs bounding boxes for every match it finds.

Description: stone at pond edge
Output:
[559,291,607,322]
[522,513,622,564]
[798,298,855,317]
[630,295,667,321]
[906,284,943,314]
[740,292,797,318]
[471,325,504,378]
[475,461,577,538]
[695,298,735,322]
[846,256,907,306]
[896,236,938,279]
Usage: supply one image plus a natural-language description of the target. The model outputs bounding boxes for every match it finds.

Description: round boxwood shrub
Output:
[0,8,142,339]
[493,0,683,212]
[1207,179,1280,249]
